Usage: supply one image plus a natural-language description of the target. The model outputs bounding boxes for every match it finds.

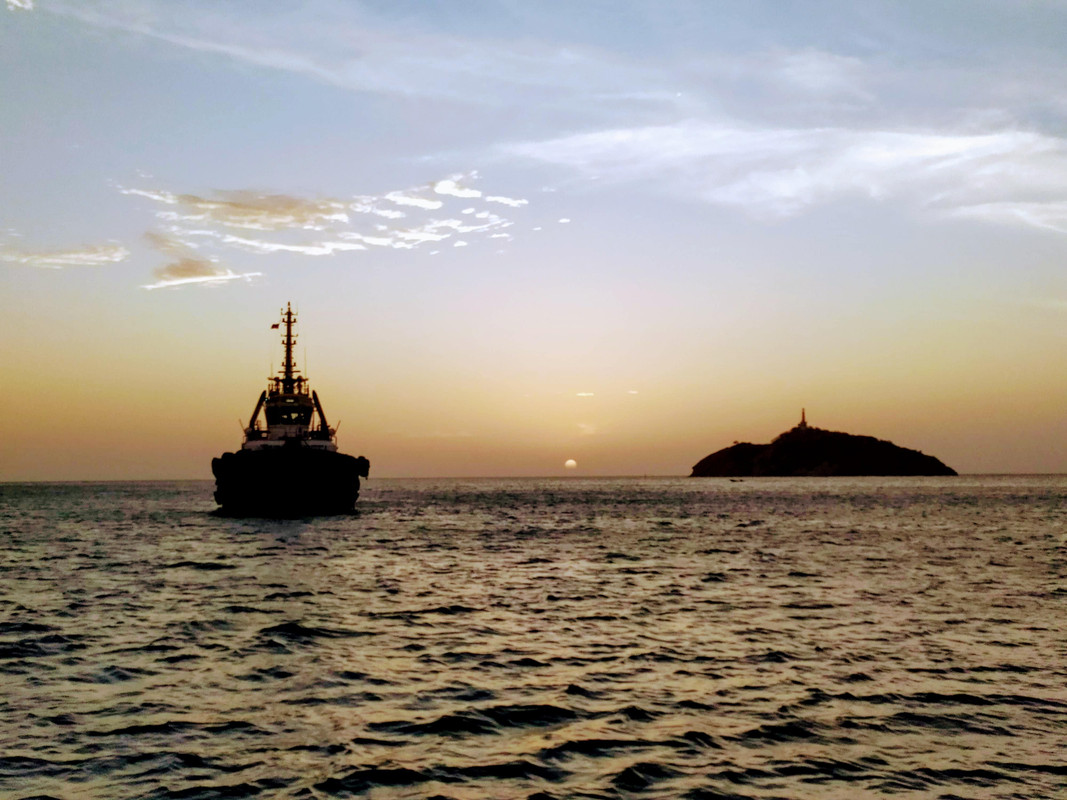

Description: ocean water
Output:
[1,476,1065,800]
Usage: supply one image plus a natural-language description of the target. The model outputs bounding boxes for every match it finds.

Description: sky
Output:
[3,0,1067,479]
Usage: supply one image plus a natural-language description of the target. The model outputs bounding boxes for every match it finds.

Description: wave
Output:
[73,665,157,684]
[315,759,569,796]
[733,719,828,743]
[371,703,581,738]
[150,777,295,798]
[612,761,684,791]
[162,560,236,571]
[314,766,432,794]
[445,759,566,782]
[540,738,662,760]
[257,621,373,641]
[364,604,479,619]
[0,633,87,660]
[0,621,57,634]
[87,719,268,738]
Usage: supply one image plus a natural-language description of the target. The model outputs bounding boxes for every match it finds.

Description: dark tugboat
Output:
[212,303,370,516]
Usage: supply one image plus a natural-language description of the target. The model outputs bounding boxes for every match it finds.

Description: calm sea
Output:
[1,477,1065,799]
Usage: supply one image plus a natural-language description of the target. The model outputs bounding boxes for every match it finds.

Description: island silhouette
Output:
[690,411,957,477]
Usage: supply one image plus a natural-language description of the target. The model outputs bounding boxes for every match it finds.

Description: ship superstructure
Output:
[242,303,336,452]
[212,303,369,515]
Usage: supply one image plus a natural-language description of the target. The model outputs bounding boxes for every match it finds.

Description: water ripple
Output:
[1,477,1065,799]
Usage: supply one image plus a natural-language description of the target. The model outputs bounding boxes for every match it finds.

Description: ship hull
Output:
[212,448,369,516]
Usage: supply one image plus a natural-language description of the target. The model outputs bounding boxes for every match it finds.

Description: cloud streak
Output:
[41,1,1064,139]
[140,231,259,290]
[140,269,261,292]
[0,240,129,268]
[505,122,1067,226]
[43,0,673,115]
[949,201,1067,234]
[122,189,351,231]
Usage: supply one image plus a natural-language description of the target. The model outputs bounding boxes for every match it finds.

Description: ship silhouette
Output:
[212,303,370,515]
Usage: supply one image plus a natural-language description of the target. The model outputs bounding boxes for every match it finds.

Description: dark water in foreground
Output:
[1,477,1065,800]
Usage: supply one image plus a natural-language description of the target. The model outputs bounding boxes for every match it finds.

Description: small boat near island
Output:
[212,303,369,516]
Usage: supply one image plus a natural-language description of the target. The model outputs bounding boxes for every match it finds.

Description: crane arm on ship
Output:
[312,390,330,435]
[247,390,267,431]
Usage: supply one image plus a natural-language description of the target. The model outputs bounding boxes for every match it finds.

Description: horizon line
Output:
[3,472,1066,484]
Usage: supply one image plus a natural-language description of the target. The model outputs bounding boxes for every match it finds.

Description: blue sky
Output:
[4,1,1067,477]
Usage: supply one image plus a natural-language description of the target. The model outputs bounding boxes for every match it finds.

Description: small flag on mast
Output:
[271,323,280,329]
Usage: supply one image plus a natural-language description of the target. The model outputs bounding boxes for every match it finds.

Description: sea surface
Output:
[1,477,1065,800]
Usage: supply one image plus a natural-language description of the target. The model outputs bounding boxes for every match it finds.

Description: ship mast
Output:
[280,302,298,394]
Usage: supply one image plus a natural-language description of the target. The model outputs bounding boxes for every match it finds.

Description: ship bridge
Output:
[265,380,314,428]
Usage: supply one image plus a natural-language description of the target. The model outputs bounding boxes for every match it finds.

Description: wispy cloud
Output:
[44,2,1048,135]
[141,270,260,292]
[6,0,33,10]
[485,195,529,208]
[949,201,1067,234]
[141,269,261,291]
[433,178,482,199]
[506,122,1067,223]
[0,240,128,268]
[42,0,672,115]
[140,231,259,290]
[121,189,351,231]
[125,174,528,286]
[771,49,871,99]
[23,1,1067,251]
[35,2,1067,226]
[32,1,1067,140]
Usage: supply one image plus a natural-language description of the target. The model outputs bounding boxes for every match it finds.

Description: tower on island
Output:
[797,408,808,430]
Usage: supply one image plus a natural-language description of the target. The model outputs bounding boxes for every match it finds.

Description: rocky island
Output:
[690,411,957,477]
